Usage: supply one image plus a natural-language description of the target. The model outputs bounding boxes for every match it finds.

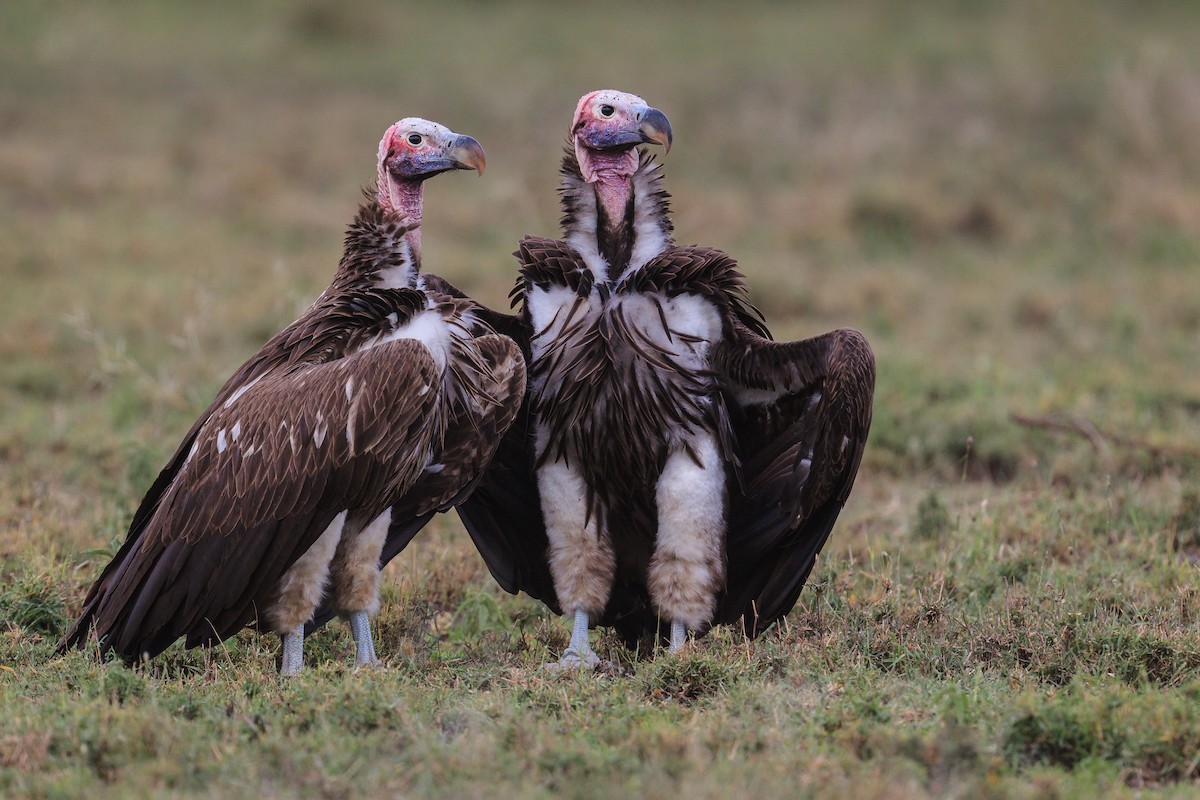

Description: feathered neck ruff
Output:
[329,188,421,292]
[557,145,674,285]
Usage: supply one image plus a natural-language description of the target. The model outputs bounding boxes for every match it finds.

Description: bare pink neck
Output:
[575,142,639,246]
[593,175,633,230]
[379,175,424,260]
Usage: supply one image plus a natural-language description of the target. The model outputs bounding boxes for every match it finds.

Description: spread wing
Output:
[59,340,443,660]
[712,321,875,637]
[418,271,559,611]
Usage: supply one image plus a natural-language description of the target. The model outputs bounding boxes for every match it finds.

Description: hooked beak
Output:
[636,107,672,154]
[448,134,486,176]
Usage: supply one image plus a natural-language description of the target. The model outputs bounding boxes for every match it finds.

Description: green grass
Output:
[2,0,1200,797]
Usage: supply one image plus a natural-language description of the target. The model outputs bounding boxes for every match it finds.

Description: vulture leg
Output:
[328,509,391,667]
[538,451,613,670]
[668,621,688,653]
[551,609,600,670]
[269,511,348,675]
[280,625,305,677]
[649,435,726,653]
[348,611,377,667]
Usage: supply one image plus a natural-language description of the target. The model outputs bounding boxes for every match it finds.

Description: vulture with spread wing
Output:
[435,91,875,668]
[58,119,525,675]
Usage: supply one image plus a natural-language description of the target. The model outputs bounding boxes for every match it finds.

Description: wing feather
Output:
[713,322,875,636]
[305,332,531,632]
[58,339,444,659]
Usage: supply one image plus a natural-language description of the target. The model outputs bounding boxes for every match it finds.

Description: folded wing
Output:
[59,339,442,660]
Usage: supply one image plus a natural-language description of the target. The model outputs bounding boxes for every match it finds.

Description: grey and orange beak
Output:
[636,107,672,154]
[448,134,486,176]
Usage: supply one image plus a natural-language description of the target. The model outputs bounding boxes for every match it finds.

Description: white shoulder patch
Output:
[663,294,722,343]
[361,309,458,371]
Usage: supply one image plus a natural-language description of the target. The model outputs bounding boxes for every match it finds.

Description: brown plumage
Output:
[58,119,523,669]
[445,92,875,655]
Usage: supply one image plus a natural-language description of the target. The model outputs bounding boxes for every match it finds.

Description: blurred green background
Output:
[2,1,1200,795]
[3,1,1198,520]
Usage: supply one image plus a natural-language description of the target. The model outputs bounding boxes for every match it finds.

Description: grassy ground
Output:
[2,0,1200,796]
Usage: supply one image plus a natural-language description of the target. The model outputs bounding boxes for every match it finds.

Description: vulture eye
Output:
[407,133,423,146]
[599,104,615,118]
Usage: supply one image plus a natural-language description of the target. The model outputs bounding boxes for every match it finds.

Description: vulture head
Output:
[376,118,485,222]
[571,90,672,185]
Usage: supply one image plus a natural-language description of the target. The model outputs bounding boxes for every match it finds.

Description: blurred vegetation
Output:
[1,0,1199,797]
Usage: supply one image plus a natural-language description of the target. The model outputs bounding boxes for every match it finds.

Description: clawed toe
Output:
[544,646,602,672]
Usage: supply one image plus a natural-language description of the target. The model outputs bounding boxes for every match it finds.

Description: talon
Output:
[544,646,602,672]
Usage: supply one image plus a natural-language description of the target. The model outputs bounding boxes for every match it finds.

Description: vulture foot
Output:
[545,609,603,671]
[348,610,378,668]
[546,647,602,671]
[280,625,305,677]
[667,621,689,654]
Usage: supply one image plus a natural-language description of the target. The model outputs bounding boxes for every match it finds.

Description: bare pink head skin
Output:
[571,90,672,227]
[376,118,486,256]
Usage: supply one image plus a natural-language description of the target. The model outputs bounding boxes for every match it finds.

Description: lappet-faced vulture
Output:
[58,119,525,675]
[428,91,875,668]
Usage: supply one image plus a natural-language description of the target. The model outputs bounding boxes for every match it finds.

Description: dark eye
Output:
[407,133,423,146]
[599,104,615,117]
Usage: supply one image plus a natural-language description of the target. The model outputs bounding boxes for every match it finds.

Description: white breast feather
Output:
[527,285,592,360]
[613,293,720,373]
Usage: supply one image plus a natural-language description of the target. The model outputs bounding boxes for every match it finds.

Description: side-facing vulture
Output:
[58,119,525,675]
[430,91,875,668]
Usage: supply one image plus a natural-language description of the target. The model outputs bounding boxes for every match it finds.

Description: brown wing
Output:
[382,333,526,545]
[113,287,426,580]
[58,339,443,660]
[712,321,875,637]
[305,333,530,631]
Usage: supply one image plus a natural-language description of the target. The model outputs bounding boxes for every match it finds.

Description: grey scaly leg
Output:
[348,610,377,667]
[668,621,688,654]
[548,609,600,670]
[280,624,304,676]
